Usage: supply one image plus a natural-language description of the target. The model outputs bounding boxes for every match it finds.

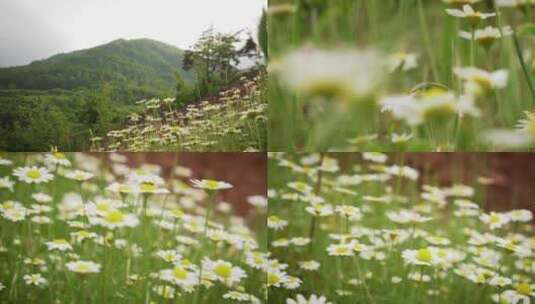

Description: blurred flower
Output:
[445,5,495,24]
[402,248,440,266]
[65,260,101,274]
[273,47,385,102]
[65,170,94,182]
[480,212,510,230]
[459,26,512,48]
[46,239,72,251]
[203,259,246,286]
[454,67,508,98]
[387,52,419,72]
[0,177,14,191]
[286,294,332,304]
[23,273,46,286]
[45,152,71,167]
[443,0,481,5]
[191,179,233,191]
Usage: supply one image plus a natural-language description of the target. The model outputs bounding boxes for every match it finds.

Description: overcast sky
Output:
[0,0,265,67]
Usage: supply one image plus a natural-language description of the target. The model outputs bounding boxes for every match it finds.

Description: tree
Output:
[182,27,241,95]
[174,72,193,107]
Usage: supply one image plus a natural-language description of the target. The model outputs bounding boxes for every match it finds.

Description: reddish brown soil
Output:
[405,153,535,213]
[324,153,535,213]
[113,153,266,216]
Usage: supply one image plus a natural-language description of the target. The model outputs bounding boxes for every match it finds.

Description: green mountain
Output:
[0,38,193,93]
[0,38,193,151]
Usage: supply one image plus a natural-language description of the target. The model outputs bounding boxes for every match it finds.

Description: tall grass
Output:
[268,0,535,151]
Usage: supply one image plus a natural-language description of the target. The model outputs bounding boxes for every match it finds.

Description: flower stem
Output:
[470,27,476,66]
[417,0,439,81]
[512,32,535,102]
[194,191,216,304]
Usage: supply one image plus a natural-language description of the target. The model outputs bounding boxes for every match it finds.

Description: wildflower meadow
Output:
[91,74,267,152]
[267,152,535,304]
[0,153,267,303]
[268,0,535,151]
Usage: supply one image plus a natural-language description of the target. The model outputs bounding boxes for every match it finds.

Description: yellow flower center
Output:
[26,170,41,179]
[267,272,280,285]
[140,182,156,192]
[335,247,349,255]
[489,214,500,224]
[213,263,232,279]
[54,239,69,245]
[2,201,14,210]
[171,209,184,218]
[96,203,109,212]
[205,180,219,189]
[295,182,306,192]
[416,248,433,262]
[420,87,448,98]
[78,231,90,238]
[54,152,66,159]
[172,267,188,280]
[105,210,124,223]
[119,185,131,193]
[304,80,347,100]
[76,263,90,273]
[471,75,492,91]
[517,283,532,296]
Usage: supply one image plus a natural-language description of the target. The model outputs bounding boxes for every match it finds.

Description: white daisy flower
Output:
[459,26,513,48]
[23,273,46,286]
[305,204,334,217]
[46,239,73,251]
[445,5,495,22]
[247,195,267,208]
[454,67,508,97]
[402,248,441,266]
[299,260,320,271]
[191,179,233,190]
[387,52,419,72]
[13,166,53,184]
[267,215,288,230]
[45,152,71,167]
[286,294,332,304]
[159,265,198,288]
[32,192,52,203]
[203,259,246,286]
[65,260,101,274]
[90,209,139,229]
[272,46,384,101]
[0,177,14,191]
[64,169,94,182]
[480,212,510,230]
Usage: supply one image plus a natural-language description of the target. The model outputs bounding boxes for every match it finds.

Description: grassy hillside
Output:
[93,72,267,152]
